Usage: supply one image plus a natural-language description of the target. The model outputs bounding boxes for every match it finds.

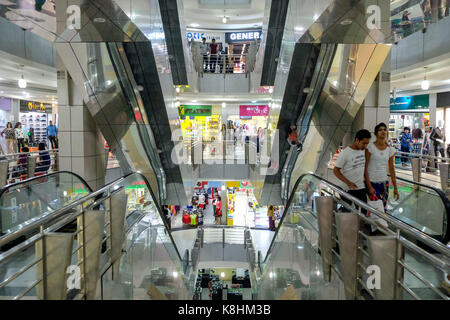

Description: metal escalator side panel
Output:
[55,41,162,202]
[289,44,391,193]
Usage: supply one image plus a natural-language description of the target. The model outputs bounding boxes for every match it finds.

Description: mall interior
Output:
[0,0,448,301]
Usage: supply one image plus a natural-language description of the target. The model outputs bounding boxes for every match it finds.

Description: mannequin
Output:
[430,120,446,167]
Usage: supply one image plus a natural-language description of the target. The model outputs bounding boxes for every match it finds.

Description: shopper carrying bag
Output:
[367,194,388,232]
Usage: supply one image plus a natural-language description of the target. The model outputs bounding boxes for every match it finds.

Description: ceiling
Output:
[182,0,265,30]
[0,50,57,104]
[391,53,450,95]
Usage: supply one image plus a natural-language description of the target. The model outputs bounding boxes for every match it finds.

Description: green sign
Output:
[179,105,212,117]
[390,95,429,111]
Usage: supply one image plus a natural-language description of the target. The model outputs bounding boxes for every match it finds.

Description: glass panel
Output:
[387,179,447,239]
[391,1,450,42]
[0,172,92,235]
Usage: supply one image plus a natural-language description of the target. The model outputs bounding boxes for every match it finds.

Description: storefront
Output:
[179,105,220,143]
[19,100,57,147]
[227,105,269,138]
[436,92,450,154]
[389,95,430,149]
[225,30,262,73]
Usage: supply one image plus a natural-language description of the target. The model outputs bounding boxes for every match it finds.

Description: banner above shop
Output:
[179,105,212,117]
[239,105,270,117]
[20,100,52,114]
[390,95,429,111]
[225,30,262,43]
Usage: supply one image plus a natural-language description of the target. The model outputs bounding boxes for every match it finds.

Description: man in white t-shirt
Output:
[333,129,372,208]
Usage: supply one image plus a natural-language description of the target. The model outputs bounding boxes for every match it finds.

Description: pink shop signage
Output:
[239,105,270,117]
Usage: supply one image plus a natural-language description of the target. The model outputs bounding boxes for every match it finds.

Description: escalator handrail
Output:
[0,170,94,199]
[0,171,183,262]
[263,172,450,265]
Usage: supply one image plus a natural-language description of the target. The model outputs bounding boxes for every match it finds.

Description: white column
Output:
[429,93,437,127]
[57,55,106,190]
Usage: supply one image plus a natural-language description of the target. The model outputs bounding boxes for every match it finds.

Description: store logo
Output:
[28,102,46,112]
[170,128,280,176]
[366,5,381,30]
[67,5,81,31]
[227,31,261,42]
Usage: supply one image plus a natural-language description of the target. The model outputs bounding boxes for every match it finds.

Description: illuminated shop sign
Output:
[20,101,51,113]
[187,31,223,42]
[179,105,212,117]
[226,31,262,43]
[147,32,165,40]
[390,94,429,111]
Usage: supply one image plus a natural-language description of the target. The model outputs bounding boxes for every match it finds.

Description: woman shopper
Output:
[1,122,15,154]
[14,122,25,152]
[400,126,412,166]
[365,122,400,209]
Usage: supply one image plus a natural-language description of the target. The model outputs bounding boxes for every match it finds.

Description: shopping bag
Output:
[367,195,388,232]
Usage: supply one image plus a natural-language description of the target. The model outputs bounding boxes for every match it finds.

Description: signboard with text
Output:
[239,105,270,117]
[390,95,429,111]
[20,100,52,114]
[226,31,262,43]
[179,105,212,117]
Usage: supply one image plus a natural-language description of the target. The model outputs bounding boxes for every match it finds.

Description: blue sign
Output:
[226,31,262,43]
[187,32,205,41]
[390,95,429,111]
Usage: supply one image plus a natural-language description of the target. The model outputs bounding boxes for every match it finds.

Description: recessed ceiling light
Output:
[191,23,199,28]
[340,19,352,25]
[192,100,198,103]
[93,17,106,23]
[222,16,228,24]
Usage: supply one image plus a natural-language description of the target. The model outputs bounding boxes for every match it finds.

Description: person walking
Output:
[1,122,15,154]
[46,121,58,149]
[14,122,25,152]
[163,205,171,230]
[333,129,372,209]
[364,123,400,209]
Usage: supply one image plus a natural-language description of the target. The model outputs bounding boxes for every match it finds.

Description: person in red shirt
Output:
[209,39,218,73]
[214,195,222,225]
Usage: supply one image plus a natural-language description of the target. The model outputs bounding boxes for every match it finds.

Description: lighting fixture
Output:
[63,191,68,197]
[192,100,198,103]
[18,74,27,89]
[421,67,430,90]
[222,16,228,24]
[340,19,352,25]
[220,272,225,278]
[269,87,274,93]
[313,14,319,20]
[172,271,178,278]
[93,17,106,23]
[176,87,181,93]
[222,102,227,108]
[190,23,200,28]
[294,26,305,32]
[221,185,225,191]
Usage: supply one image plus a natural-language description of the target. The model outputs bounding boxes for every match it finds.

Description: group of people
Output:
[0,121,58,154]
[220,123,265,154]
[199,38,238,74]
[11,142,51,179]
[333,122,400,218]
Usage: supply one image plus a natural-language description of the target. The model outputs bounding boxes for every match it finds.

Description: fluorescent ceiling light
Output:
[222,102,227,108]
[295,26,304,32]
[222,16,228,24]
[190,23,199,27]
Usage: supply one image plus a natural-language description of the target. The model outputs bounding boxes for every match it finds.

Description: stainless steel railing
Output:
[0,172,183,300]
[0,149,58,188]
[262,173,450,300]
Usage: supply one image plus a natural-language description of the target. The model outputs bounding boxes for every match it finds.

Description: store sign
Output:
[390,95,429,111]
[187,31,223,42]
[239,105,270,117]
[20,101,51,113]
[226,31,262,43]
[179,105,212,117]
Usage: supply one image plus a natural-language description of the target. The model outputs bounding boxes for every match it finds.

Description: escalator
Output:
[257,173,450,300]
[0,171,189,300]
[54,0,187,206]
